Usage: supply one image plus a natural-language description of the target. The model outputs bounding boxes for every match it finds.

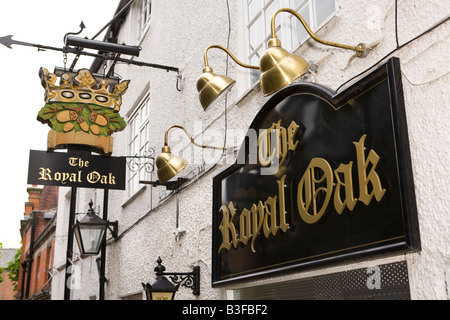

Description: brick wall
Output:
[19,185,58,299]
[0,270,16,300]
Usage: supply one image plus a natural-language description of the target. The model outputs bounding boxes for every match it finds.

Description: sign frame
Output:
[28,149,126,190]
[211,57,420,286]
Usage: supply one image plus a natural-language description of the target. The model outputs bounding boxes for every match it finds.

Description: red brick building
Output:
[0,249,17,300]
[18,185,58,300]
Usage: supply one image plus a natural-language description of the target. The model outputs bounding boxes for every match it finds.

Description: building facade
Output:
[0,249,17,300]
[18,185,58,300]
[50,0,450,300]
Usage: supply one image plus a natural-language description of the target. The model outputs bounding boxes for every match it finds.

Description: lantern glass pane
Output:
[80,225,106,254]
[151,292,174,300]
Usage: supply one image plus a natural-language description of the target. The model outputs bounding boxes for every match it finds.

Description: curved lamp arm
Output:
[271,8,366,57]
[203,44,260,70]
[164,125,227,150]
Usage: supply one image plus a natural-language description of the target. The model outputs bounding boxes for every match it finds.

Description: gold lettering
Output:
[353,135,386,205]
[87,171,100,184]
[68,157,78,167]
[218,203,238,253]
[288,121,300,151]
[250,202,264,252]
[61,172,70,184]
[108,173,116,185]
[262,175,289,237]
[217,176,289,253]
[69,172,80,183]
[297,158,333,224]
[68,157,89,168]
[239,208,252,246]
[216,134,388,254]
[38,167,52,181]
[86,171,116,185]
[277,175,289,232]
[258,123,277,167]
[334,162,357,214]
[263,196,279,238]
[257,120,299,167]
[275,120,288,166]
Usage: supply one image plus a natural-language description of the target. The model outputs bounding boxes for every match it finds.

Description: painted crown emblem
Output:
[39,68,129,111]
[37,68,130,155]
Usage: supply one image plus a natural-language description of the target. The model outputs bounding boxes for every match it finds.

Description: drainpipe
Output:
[24,211,37,299]
[19,259,28,300]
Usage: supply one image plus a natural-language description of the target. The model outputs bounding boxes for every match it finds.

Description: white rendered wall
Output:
[51,0,450,300]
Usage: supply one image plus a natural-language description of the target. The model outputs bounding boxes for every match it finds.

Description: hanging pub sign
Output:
[27,150,126,190]
[28,68,130,189]
[212,58,420,285]
[37,68,129,156]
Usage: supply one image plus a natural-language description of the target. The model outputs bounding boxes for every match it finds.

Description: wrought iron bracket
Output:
[124,148,155,174]
[106,220,119,239]
[154,257,200,296]
[0,35,180,73]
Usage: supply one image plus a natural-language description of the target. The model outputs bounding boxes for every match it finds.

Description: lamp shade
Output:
[259,38,310,96]
[73,206,107,255]
[156,145,187,183]
[197,66,235,110]
[142,276,180,300]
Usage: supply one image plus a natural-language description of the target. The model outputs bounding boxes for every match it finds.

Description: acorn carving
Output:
[57,110,78,132]
[89,112,108,126]
[76,117,89,132]
[90,125,100,135]
[55,108,109,134]
[57,110,78,122]
[63,122,75,132]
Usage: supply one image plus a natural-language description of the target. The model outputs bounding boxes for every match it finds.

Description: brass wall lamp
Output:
[197,44,259,110]
[197,7,367,110]
[156,125,226,183]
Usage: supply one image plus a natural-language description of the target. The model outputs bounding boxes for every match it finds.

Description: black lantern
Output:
[142,257,200,300]
[142,276,180,300]
[73,200,118,255]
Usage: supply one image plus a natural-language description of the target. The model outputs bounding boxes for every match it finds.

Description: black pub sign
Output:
[28,150,126,190]
[212,58,420,285]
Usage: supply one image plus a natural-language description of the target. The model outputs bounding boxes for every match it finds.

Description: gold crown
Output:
[39,68,130,111]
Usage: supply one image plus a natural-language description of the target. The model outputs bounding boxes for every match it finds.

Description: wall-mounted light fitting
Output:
[73,200,118,255]
[197,45,259,110]
[142,257,200,300]
[156,125,226,183]
[197,7,367,110]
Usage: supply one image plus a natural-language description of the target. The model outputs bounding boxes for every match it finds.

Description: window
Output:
[136,0,152,42]
[127,92,151,197]
[244,0,336,84]
[290,0,336,49]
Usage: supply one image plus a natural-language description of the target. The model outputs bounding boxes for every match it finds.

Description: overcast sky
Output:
[0,0,120,248]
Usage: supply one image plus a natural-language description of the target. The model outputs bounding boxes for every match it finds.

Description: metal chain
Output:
[63,52,67,71]
[103,59,107,77]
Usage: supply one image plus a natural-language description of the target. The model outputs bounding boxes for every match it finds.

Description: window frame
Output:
[135,0,152,43]
[126,91,151,198]
[243,0,337,85]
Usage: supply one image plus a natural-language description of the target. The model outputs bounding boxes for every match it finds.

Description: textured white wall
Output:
[51,0,450,300]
